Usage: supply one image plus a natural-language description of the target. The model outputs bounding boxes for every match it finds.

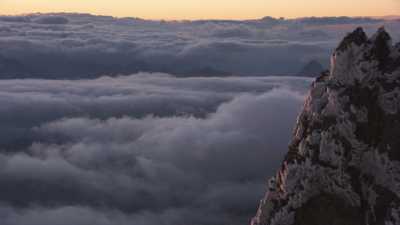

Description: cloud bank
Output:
[0,13,398,78]
[0,73,311,225]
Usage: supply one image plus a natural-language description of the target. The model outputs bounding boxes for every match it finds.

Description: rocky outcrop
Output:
[251,27,400,225]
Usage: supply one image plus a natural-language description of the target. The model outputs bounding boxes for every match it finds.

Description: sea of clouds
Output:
[1,13,400,225]
[0,13,399,78]
[0,73,311,225]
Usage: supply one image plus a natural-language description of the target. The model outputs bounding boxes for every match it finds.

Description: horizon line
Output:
[1,12,399,22]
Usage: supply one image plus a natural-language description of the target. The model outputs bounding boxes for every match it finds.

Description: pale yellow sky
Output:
[1,0,399,20]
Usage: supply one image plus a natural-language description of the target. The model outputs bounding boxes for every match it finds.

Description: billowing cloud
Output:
[0,74,311,225]
[0,13,398,78]
[2,14,397,224]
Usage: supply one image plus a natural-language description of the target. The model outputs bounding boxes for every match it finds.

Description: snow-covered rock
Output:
[251,27,400,225]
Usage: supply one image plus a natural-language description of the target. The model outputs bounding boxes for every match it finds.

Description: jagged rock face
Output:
[251,27,400,225]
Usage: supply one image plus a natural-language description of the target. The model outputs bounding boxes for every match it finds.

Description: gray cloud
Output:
[2,13,398,225]
[33,16,69,24]
[0,13,398,78]
[0,74,310,225]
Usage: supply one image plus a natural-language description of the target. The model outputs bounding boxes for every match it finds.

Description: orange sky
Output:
[1,0,399,20]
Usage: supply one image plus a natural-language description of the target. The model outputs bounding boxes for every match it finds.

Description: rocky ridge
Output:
[251,27,400,225]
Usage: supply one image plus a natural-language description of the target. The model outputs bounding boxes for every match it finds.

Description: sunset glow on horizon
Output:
[1,0,399,20]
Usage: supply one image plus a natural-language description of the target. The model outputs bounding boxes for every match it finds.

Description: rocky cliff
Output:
[251,27,400,225]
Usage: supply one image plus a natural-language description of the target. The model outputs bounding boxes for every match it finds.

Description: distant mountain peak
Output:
[297,60,326,77]
[251,28,400,225]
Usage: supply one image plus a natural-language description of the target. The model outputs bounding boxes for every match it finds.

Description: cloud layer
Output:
[0,73,311,225]
[0,13,399,78]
